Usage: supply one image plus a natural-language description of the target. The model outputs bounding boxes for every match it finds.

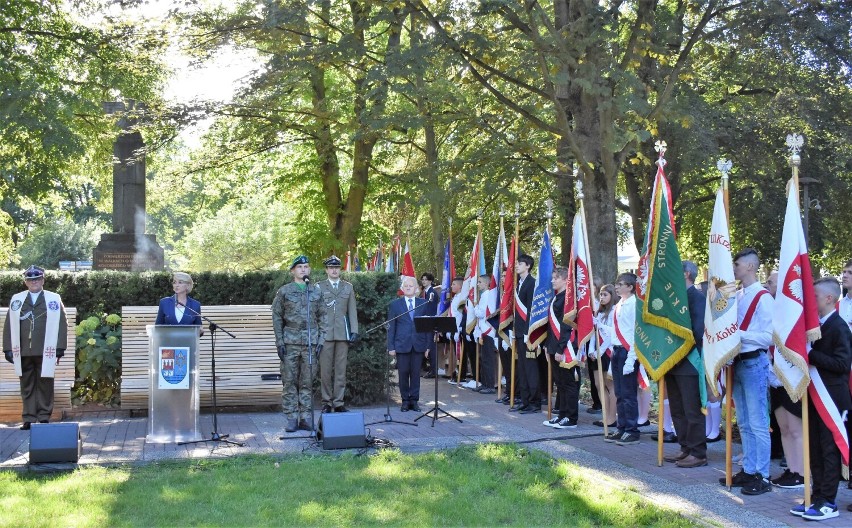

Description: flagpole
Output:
[475,211,483,389]
[577,175,608,438]
[510,202,520,409]
[497,206,505,400]
[718,158,734,489]
[545,199,554,419]
[787,132,811,508]
[448,218,458,383]
[658,378,666,466]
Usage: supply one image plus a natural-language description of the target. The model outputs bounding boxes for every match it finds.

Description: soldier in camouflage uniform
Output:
[272,255,327,433]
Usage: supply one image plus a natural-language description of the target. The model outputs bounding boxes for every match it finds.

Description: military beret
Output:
[290,255,309,269]
[23,265,45,279]
[323,255,342,267]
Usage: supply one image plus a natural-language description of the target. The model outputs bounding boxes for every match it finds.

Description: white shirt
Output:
[473,289,496,341]
[595,310,615,353]
[613,295,635,349]
[736,281,774,352]
[819,309,836,326]
[839,295,852,332]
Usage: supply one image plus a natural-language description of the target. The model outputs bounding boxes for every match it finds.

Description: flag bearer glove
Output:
[588,349,597,360]
[623,354,636,376]
[277,345,287,362]
[315,344,323,357]
[56,349,65,359]
[3,351,12,364]
[349,333,360,344]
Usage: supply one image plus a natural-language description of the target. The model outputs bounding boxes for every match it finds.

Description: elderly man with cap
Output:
[317,255,359,413]
[272,255,327,433]
[3,266,68,430]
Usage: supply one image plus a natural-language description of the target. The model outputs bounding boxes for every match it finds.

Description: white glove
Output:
[623,355,636,376]
[588,349,597,360]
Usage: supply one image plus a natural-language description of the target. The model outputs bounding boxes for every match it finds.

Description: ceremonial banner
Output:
[398,239,416,295]
[437,238,455,315]
[345,250,352,272]
[526,230,553,349]
[488,224,508,322]
[463,231,486,333]
[570,208,594,348]
[498,235,516,342]
[703,188,740,392]
[773,179,816,401]
[635,155,695,381]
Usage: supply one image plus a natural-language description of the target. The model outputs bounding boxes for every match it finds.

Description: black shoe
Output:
[497,395,510,404]
[321,405,333,414]
[410,403,421,412]
[20,422,31,431]
[401,403,410,412]
[706,434,722,443]
[651,431,678,443]
[719,470,754,487]
[38,420,48,423]
[509,405,526,413]
[637,420,651,427]
[423,372,436,379]
[479,388,496,395]
[284,419,298,433]
[298,419,313,431]
[615,432,640,445]
[334,406,348,413]
[593,420,617,427]
[586,407,602,414]
[771,469,804,489]
[519,406,541,414]
[604,431,623,443]
[741,474,771,496]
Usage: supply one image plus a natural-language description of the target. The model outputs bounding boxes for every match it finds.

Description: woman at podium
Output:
[155,272,202,325]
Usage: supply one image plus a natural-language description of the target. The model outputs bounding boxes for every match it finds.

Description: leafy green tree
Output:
[15,218,103,268]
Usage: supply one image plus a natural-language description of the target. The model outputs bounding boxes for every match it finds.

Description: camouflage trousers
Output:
[280,345,318,420]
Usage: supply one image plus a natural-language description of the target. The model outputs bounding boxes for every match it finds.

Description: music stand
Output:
[413,316,462,426]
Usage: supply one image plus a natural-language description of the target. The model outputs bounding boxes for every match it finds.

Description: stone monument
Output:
[93,100,164,271]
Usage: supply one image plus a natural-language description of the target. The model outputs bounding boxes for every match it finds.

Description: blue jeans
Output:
[611,346,639,434]
[731,353,770,477]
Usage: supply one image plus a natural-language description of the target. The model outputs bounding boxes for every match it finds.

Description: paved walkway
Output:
[2,379,850,527]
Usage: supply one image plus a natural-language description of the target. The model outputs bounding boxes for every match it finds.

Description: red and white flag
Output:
[398,239,416,295]
[570,208,594,349]
[498,235,516,342]
[488,224,508,319]
[702,188,741,394]
[463,231,485,333]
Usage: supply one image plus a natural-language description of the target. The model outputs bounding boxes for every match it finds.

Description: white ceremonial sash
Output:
[8,290,62,378]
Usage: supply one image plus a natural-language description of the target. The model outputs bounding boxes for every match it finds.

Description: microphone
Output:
[428,292,435,302]
[303,276,311,283]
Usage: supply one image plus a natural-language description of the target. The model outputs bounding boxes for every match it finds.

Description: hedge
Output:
[0,270,400,407]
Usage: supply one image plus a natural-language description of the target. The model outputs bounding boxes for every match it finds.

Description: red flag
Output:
[398,239,416,295]
[498,235,516,342]
[345,250,352,272]
[572,211,594,348]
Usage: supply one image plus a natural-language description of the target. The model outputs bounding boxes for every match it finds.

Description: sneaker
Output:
[615,432,640,445]
[719,470,754,487]
[553,418,578,429]
[790,503,807,517]
[771,469,805,489]
[604,431,623,443]
[802,500,839,521]
[543,417,561,428]
[741,474,771,496]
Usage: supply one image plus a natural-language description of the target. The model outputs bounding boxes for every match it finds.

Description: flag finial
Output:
[514,202,520,218]
[716,158,732,181]
[545,199,553,220]
[655,140,667,168]
[448,216,453,228]
[499,204,505,218]
[786,133,804,167]
[575,179,584,200]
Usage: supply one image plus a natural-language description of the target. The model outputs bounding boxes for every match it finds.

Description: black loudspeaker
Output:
[318,412,366,450]
[29,423,82,463]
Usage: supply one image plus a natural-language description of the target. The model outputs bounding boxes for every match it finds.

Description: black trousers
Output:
[499,339,515,391]
[555,363,580,422]
[809,399,842,503]
[665,373,706,458]
[20,355,54,422]
[515,338,540,408]
[397,351,424,404]
[587,357,602,409]
[459,338,476,378]
[480,337,497,389]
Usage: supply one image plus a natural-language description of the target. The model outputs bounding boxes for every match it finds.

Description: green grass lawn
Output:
[0,444,696,527]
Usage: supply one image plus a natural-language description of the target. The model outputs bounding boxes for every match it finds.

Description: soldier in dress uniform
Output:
[272,255,327,433]
[317,255,359,413]
[3,266,68,430]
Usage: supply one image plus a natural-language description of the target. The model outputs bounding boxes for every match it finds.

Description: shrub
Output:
[74,313,122,406]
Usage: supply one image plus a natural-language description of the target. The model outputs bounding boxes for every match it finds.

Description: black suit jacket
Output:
[387,297,431,353]
[544,290,570,355]
[668,285,706,376]
[514,274,535,335]
[810,312,852,413]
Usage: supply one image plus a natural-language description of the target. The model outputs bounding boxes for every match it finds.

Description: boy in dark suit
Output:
[387,276,431,412]
[512,254,538,413]
[793,277,852,521]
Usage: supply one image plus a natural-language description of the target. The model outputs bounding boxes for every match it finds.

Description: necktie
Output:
[409,299,414,319]
[333,283,338,290]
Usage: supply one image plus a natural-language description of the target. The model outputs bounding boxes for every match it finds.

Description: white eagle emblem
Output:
[787,279,803,303]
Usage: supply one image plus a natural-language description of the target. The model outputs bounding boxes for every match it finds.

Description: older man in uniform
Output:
[3,266,68,430]
[272,255,327,433]
[318,255,359,413]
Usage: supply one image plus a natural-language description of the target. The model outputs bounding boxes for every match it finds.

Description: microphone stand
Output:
[363,301,422,427]
[281,276,320,440]
[177,300,244,447]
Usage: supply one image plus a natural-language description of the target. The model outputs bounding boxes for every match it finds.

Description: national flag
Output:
[344,250,352,272]
[498,235,516,342]
[463,230,485,334]
[438,237,456,315]
[634,148,695,381]
[526,230,554,349]
[773,178,817,401]
[354,252,361,272]
[385,247,394,273]
[569,207,594,349]
[488,224,508,322]
[703,188,741,393]
[398,239,416,295]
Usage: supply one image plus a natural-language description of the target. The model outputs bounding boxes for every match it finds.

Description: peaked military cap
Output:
[290,255,309,269]
[323,255,342,267]
[23,265,45,279]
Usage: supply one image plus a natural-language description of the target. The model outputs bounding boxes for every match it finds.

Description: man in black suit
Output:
[662,261,708,468]
[512,254,539,413]
[794,277,852,520]
[420,272,439,378]
[387,276,432,412]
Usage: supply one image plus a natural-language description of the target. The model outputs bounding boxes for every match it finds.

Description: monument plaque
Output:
[93,100,164,271]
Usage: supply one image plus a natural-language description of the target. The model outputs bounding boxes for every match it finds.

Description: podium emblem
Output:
[159,347,190,389]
